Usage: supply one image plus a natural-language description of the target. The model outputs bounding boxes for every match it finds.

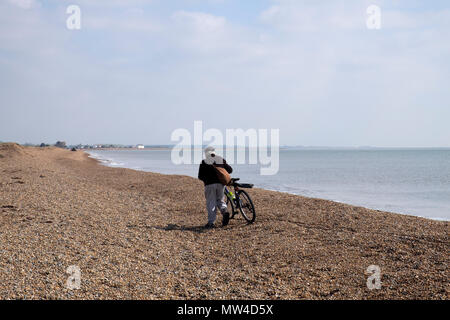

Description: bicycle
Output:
[224,178,256,223]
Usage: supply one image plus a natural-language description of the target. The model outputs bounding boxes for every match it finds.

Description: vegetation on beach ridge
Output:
[17,142,173,149]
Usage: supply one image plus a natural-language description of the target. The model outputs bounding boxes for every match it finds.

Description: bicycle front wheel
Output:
[237,190,256,223]
[225,194,236,218]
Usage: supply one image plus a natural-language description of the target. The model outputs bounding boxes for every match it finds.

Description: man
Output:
[198,146,233,228]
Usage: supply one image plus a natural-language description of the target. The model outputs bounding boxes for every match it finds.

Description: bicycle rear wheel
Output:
[237,190,256,223]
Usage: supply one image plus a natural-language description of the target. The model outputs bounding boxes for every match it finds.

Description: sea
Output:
[86,148,450,221]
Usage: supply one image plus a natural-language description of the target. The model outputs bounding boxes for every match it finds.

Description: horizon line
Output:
[6,142,450,150]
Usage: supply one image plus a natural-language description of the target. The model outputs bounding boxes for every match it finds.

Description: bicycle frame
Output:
[224,185,240,217]
[225,185,239,198]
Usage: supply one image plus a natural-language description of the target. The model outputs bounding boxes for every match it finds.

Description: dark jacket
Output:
[198,157,233,186]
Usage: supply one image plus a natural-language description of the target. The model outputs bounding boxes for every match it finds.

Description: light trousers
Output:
[204,183,227,224]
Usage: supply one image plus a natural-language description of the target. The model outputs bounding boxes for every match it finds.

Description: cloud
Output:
[172,11,226,31]
[66,0,151,8]
[7,0,39,9]
[259,1,364,31]
[84,14,162,32]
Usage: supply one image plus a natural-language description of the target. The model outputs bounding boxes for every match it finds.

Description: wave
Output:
[87,152,125,167]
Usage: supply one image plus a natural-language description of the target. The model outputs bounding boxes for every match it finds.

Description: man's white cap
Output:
[204,146,215,158]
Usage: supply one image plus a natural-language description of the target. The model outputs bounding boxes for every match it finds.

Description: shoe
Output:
[222,211,230,227]
[204,223,215,229]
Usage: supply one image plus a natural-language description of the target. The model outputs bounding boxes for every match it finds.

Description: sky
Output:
[0,0,449,147]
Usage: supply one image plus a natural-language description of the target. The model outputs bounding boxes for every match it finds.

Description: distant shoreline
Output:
[81,147,171,151]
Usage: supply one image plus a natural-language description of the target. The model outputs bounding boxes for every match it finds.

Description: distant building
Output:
[55,141,67,149]
[137,144,145,149]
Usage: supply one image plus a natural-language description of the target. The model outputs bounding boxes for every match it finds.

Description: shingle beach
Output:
[0,143,448,299]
